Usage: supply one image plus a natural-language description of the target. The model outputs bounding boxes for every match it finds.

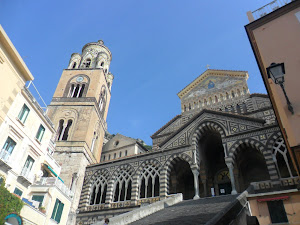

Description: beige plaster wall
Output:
[0,25,34,126]
[249,191,300,225]
[252,8,300,147]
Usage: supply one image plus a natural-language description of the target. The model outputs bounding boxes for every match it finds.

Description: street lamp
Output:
[266,62,294,114]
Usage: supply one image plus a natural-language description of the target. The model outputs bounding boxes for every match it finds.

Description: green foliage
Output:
[0,181,24,224]
[144,145,152,151]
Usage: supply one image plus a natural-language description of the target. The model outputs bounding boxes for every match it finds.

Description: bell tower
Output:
[47,40,114,224]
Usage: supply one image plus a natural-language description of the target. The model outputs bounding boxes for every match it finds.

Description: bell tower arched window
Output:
[83,58,91,68]
[72,62,77,69]
[99,86,107,117]
[57,119,73,141]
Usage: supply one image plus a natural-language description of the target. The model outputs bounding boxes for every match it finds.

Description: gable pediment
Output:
[159,110,265,150]
[178,70,248,100]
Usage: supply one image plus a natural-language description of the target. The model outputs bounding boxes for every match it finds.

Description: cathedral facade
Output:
[73,67,295,223]
[46,41,296,224]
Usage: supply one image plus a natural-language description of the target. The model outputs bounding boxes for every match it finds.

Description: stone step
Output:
[130,194,237,225]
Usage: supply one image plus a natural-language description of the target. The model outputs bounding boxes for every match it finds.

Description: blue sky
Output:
[1,0,272,145]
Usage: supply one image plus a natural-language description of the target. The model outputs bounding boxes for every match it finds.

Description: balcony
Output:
[33,177,74,199]
[18,167,34,187]
[248,0,292,22]
[0,150,12,172]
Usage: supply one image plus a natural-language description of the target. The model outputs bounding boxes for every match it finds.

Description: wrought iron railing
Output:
[252,0,292,20]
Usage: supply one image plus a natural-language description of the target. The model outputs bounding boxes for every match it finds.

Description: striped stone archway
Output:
[132,159,162,202]
[228,138,279,183]
[160,153,195,199]
[79,168,110,210]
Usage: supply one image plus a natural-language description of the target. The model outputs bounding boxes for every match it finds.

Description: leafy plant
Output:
[0,181,24,224]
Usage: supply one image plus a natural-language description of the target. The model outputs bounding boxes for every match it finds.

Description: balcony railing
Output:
[251,0,292,20]
[34,177,74,199]
[20,167,35,184]
[0,149,11,164]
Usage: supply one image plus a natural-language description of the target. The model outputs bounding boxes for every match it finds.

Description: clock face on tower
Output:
[76,76,84,82]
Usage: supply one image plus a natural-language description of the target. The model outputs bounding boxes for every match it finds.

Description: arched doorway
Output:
[168,158,194,200]
[198,130,230,196]
[235,145,270,191]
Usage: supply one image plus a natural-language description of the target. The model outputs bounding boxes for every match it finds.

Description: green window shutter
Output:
[51,199,59,220]
[13,188,23,197]
[56,201,64,223]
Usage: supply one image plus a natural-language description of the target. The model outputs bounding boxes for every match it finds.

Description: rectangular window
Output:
[32,195,44,207]
[18,104,30,124]
[267,200,288,223]
[0,137,16,161]
[51,198,64,223]
[2,137,16,154]
[22,155,35,176]
[14,187,23,197]
[36,125,45,142]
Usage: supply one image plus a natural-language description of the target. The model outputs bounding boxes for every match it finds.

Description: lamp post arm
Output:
[279,82,294,114]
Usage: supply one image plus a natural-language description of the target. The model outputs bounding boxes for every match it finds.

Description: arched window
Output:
[83,58,91,68]
[236,104,241,114]
[243,87,247,95]
[113,169,132,202]
[273,138,296,178]
[237,89,241,96]
[57,119,72,141]
[72,62,77,69]
[125,150,128,156]
[101,62,104,67]
[108,154,111,160]
[188,103,191,110]
[114,153,116,159]
[103,155,106,161]
[69,83,85,98]
[139,164,160,199]
[226,92,229,100]
[90,174,108,205]
[62,120,72,140]
[119,152,122,157]
[99,86,107,117]
[56,120,64,141]
[231,91,235,98]
[242,102,247,113]
[215,96,218,103]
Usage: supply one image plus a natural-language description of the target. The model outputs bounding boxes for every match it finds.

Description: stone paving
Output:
[130,195,237,225]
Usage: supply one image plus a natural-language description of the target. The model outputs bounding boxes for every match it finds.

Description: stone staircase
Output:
[130,194,238,225]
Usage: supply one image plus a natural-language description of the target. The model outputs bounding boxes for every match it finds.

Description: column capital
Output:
[226,162,234,169]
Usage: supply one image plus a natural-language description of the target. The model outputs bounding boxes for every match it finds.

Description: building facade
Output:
[0,25,34,126]
[246,0,300,175]
[47,40,114,224]
[0,25,72,225]
[76,69,297,224]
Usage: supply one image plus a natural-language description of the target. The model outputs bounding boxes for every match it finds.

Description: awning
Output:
[44,164,64,183]
[257,196,289,202]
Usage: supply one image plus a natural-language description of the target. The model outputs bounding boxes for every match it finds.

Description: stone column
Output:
[105,179,115,208]
[131,174,139,205]
[192,169,200,199]
[226,162,237,195]
[159,169,168,199]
